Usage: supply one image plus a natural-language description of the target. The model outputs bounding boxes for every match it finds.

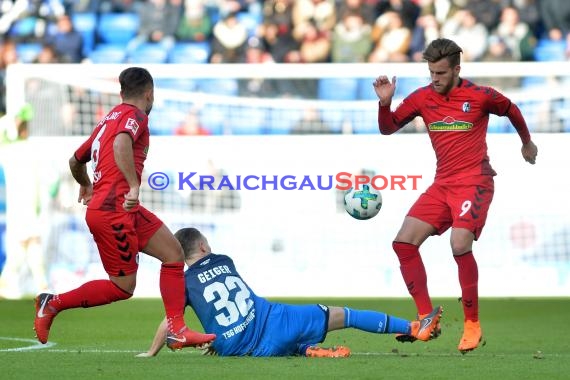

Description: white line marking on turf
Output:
[2,341,568,358]
[0,336,56,352]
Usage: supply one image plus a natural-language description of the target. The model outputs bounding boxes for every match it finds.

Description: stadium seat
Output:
[149,104,185,135]
[87,44,127,63]
[394,77,428,99]
[521,76,547,88]
[533,39,566,61]
[155,78,199,92]
[357,78,378,100]
[229,106,267,135]
[351,109,379,134]
[15,43,42,63]
[8,17,37,39]
[267,108,303,134]
[317,78,359,101]
[168,42,211,64]
[97,13,140,45]
[200,104,228,135]
[128,43,169,63]
[321,108,346,133]
[72,12,97,57]
[198,78,239,96]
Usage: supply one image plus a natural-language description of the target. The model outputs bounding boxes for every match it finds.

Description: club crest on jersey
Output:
[428,116,473,132]
[462,102,471,112]
[125,118,140,134]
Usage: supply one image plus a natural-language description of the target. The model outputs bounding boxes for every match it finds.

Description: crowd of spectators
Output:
[1,0,568,65]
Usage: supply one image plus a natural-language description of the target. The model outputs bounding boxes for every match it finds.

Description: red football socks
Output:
[392,241,433,315]
[53,279,132,310]
[160,262,186,332]
[454,251,479,321]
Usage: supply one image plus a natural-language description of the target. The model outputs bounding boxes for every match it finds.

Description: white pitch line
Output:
[1,338,567,358]
[0,336,56,352]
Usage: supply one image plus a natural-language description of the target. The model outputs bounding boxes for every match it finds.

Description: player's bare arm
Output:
[136,316,214,358]
[521,140,538,165]
[373,76,397,106]
[136,317,168,357]
[69,155,93,205]
[114,132,140,211]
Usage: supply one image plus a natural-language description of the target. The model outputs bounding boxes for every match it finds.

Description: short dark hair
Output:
[119,67,154,99]
[422,38,463,67]
[174,228,204,260]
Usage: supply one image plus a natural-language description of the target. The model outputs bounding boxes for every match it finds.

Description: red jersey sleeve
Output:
[485,87,531,144]
[74,129,98,163]
[378,91,421,135]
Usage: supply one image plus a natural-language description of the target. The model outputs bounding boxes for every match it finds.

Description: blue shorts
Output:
[251,303,329,357]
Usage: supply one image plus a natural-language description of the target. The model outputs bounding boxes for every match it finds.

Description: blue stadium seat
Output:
[72,12,97,57]
[128,43,168,63]
[200,104,228,135]
[198,78,239,96]
[154,78,199,92]
[168,42,211,63]
[8,17,37,39]
[87,44,127,63]
[97,13,140,45]
[317,78,358,100]
[394,77,428,99]
[267,108,303,134]
[16,43,42,63]
[149,105,185,135]
[357,78,377,100]
[351,109,379,134]
[521,76,547,88]
[534,39,566,61]
[321,108,346,133]
[229,106,267,135]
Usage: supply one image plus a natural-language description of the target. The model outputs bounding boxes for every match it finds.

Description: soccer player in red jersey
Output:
[373,38,538,353]
[33,67,216,350]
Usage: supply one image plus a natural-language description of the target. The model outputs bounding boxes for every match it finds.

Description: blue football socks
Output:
[344,307,411,334]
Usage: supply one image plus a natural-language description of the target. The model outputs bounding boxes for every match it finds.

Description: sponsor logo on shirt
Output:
[428,116,473,132]
[125,118,140,134]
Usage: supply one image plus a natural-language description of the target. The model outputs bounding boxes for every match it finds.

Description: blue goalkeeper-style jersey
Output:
[184,253,329,356]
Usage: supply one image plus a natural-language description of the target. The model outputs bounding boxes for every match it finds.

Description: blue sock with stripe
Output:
[343,307,411,334]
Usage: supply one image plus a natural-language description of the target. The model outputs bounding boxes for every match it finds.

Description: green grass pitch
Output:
[1,297,568,380]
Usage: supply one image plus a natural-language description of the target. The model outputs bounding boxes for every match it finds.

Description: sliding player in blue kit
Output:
[137,228,443,358]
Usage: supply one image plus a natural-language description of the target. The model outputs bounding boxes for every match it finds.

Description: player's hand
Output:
[123,186,140,211]
[521,140,537,165]
[373,75,396,106]
[197,342,217,356]
[135,352,155,358]
[78,184,93,205]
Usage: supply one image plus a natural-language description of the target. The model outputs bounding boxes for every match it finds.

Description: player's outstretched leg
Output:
[166,324,217,351]
[408,305,443,342]
[34,293,59,344]
[305,346,351,358]
[458,320,484,354]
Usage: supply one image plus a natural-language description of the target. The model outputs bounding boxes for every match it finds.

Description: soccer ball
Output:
[344,184,382,220]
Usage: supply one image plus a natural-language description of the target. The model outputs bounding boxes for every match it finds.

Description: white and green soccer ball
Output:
[344,184,382,220]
